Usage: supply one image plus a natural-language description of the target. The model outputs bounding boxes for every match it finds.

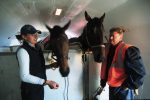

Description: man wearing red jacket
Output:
[100,26,146,100]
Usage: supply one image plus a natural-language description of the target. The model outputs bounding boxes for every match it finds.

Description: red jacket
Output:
[101,42,131,87]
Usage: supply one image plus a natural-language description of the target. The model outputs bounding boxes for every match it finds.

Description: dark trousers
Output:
[109,86,134,100]
[21,83,44,100]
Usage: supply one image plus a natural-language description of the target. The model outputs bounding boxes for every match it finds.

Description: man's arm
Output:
[124,46,146,89]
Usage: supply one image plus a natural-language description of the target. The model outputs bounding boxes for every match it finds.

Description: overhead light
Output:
[55,8,62,16]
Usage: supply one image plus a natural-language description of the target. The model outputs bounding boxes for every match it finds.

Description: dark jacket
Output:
[20,41,46,87]
[123,46,146,89]
[101,42,146,89]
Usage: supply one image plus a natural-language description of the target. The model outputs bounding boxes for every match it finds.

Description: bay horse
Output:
[43,21,71,77]
[69,11,105,63]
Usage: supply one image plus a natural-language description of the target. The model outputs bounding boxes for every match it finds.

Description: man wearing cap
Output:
[16,24,59,100]
[100,26,146,99]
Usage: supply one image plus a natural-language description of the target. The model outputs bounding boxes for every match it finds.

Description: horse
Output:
[41,21,71,77]
[69,11,105,63]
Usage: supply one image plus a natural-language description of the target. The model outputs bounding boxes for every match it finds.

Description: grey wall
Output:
[0,53,21,100]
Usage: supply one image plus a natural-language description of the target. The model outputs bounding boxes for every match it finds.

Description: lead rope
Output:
[63,77,69,100]
[67,77,69,100]
[82,53,90,100]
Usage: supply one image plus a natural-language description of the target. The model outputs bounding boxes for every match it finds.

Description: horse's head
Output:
[45,21,71,77]
[83,11,105,62]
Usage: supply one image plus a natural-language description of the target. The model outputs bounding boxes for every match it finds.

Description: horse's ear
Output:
[45,24,52,32]
[63,20,71,30]
[85,11,91,21]
[99,13,105,22]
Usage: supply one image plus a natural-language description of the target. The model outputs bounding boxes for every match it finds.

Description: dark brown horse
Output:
[69,11,105,62]
[44,21,71,77]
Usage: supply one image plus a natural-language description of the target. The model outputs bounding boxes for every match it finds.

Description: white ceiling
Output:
[0,0,128,47]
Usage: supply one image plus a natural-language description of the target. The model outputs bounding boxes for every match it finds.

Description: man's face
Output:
[109,32,123,46]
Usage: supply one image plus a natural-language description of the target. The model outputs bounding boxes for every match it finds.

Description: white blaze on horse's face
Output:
[45,21,71,77]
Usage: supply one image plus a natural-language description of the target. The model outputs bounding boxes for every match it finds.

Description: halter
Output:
[51,50,69,63]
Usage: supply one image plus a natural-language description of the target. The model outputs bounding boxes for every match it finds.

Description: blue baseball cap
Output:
[16,24,41,40]
[20,24,41,35]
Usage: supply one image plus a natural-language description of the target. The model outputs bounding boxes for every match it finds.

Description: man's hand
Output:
[92,86,104,100]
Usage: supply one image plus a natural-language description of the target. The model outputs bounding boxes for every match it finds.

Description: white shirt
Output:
[17,47,45,85]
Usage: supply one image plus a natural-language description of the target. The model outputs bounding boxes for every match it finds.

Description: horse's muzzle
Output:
[59,67,70,77]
